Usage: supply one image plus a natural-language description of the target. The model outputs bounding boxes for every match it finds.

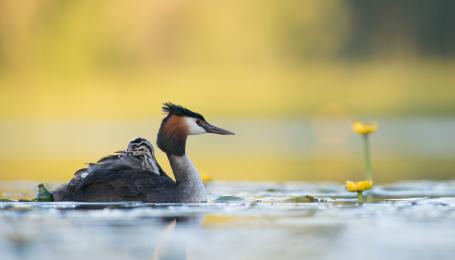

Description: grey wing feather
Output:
[74,169,176,202]
[64,137,168,193]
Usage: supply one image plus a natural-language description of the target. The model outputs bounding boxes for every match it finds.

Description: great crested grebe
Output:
[52,103,234,203]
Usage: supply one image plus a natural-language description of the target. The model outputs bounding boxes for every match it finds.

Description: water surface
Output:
[1,181,455,260]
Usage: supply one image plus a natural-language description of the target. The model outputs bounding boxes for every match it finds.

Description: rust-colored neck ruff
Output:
[157,115,188,156]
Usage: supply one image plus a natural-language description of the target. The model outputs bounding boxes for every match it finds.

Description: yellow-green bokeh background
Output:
[1,1,454,182]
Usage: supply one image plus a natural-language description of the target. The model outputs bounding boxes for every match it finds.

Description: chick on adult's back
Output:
[53,103,234,203]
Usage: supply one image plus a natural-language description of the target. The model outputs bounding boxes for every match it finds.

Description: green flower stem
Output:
[357,191,364,203]
[363,134,373,181]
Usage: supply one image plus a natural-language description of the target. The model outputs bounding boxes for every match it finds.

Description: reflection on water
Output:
[151,216,204,260]
[1,181,455,260]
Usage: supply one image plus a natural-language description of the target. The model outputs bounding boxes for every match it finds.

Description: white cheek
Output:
[185,117,206,135]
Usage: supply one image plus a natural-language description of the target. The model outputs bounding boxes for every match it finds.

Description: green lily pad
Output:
[284,195,317,203]
[35,184,54,202]
[214,196,245,202]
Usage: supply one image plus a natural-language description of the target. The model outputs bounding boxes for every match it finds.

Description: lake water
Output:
[1,181,455,260]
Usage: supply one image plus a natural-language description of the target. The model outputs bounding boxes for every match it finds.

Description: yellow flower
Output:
[352,122,378,135]
[345,180,373,192]
[202,174,213,184]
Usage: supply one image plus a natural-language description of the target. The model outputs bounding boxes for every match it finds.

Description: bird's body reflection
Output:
[151,215,205,260]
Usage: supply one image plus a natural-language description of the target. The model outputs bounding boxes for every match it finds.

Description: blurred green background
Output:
[0,0,454,182]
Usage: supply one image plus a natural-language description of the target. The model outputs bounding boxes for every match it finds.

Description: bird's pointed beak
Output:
[200,121,235,135]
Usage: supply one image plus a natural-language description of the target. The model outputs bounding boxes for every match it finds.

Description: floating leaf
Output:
[214,196,245,202]
[284,195,317,203]
[35,184,54,202]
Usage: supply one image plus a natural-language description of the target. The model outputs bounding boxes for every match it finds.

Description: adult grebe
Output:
[53,103,234,203]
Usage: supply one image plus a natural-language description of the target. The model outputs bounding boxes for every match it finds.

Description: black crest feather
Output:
[162,103,204,120]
